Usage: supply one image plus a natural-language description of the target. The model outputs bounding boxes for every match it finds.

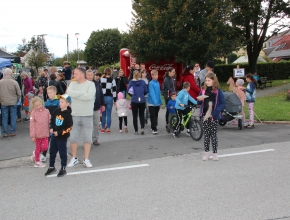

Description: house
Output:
[0,48,21,63]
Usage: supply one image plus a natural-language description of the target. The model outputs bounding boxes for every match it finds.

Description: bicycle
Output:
[170,105,203,141]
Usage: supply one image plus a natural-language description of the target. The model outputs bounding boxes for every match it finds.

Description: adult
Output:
[199,61,215,87]
[62,61,72,84]
[44,68,50,80]
[43,73,64,101]
[21,71,33,96]
[0,68,21,137]
[67,67,96,168]
[86,70,105,146]
[193,62,201,88]
[162,67,177,132]
[115,69,128,98]
[181,65,201,100]
[129,63,141,80]
[127,70,148,134]
[49,67,58,77]
[57,73,68,94]
[36,71,47,89]
[100,68,117,133]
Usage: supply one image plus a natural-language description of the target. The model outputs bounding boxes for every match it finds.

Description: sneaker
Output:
[31,150,35,162]
[124,126,128,133]
[134,132,139,135]
[186,131,191,137]
[3,134,8,138]
[165,126,170,133]
[202,152,210,161]
[24,118,30,122]
[45,167,57,176]
[93,140,100,146]
[152,130,158,135]
[172,130,178,138]
[213,153,219,161]
[100,129,105,133]
[17,119,21,122]
[106,129,111,134]
[119,130,123,133]
[141,129,144,135]
[67,157,79,167]
[246,124,255,129]
[40,154,46,162]
[57,169,67,177]
[83,159,92,168]
[34,162,46,168]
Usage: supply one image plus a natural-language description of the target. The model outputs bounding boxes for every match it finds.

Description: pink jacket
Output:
[234,86,246,107]
[30,106,50,138]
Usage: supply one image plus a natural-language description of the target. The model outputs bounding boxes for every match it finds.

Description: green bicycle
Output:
[170,105,203,141]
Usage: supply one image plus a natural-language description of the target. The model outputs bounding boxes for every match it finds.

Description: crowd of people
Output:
[0,60,258,177]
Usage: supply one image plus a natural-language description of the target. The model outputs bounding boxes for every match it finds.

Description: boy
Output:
[42,86,60,161]
[167,92,176,132]
[45,94,73,177]
[173,82,197,138]
[148,70,163,134]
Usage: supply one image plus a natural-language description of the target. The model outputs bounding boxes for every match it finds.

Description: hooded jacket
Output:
[22,77,33,95]
[116,92,129,117]
[30,106,50,138]
[245,82,256,103]
[175,89,197,110]
[62,66,72,80]
[127,79,148,103]
[148,79,163,106]
[50,106,73,140]
[93,80,105,111]
[162,75,176,100]
[45,96,60,115]
[181,72,200,100]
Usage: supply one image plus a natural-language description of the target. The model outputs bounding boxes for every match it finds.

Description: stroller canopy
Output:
[223,92,242,113]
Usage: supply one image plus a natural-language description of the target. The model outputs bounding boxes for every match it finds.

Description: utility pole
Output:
[67,34,69,62]
[34,34,47,53]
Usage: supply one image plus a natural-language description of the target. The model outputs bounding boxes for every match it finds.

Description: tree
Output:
[84,29,122,67]
[228,53,238,64]
[127,0,242,65]
[16,36,50,55]
[230,0,290,72]
[25,52,47,74]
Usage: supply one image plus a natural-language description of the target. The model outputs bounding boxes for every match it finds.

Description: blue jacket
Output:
[128,79,148,103]
[197,89,226,120]
[167,100,176,114]
[45,97,60,115]
[93,80,105,110]
[148,79,163,106]
[175,89,197,110]
[245,82,256,103]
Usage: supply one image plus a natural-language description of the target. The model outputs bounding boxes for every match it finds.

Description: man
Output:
[129,63,141,80]
[0,68,21,137]
[62,61,72,85]
[199,61,215,86]
[67,68,96,168]
[85,70,105,146]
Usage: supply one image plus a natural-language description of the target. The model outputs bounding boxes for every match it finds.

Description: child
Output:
[167,92,176,131]
[23,92,34,121]
[116,92,129,133]
[141,69,150,125]
[245,73,257,129]
[42,86,60,161]
[16,97,22,122]
[30,97,50,168]
[197,72,225,161]
[253,72,263,89]
[45,94,73,177]
[36,86,44,101]
[148,70,163,134]
[173,82,197,137]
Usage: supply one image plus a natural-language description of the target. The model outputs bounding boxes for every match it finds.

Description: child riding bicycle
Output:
[173,82,197,138]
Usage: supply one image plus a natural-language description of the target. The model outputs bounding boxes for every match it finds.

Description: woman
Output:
[36,71,47,89]
[57,73,67,94]
[43,73,64,101]
[115,69,128,99]
[181,65,200,100]
[21,71,33,96]
[127,70,148,135]
[100,68,117,133]
[162,67,177,132]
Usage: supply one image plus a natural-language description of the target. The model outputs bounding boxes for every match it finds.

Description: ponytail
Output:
[182,65,194,74]
[164,67,174,79]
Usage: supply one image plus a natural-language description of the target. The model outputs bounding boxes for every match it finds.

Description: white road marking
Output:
[47,164,149,178]
[209,149,275,158]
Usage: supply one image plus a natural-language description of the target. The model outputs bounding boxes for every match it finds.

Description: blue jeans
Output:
[1,105,17,135]
[17,105,21,119]
[102,96,113,129]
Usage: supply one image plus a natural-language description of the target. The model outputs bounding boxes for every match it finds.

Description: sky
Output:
[0,0,133,58]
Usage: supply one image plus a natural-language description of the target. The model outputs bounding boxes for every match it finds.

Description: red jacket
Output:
[181,72,200,100]
[30,106,50,138]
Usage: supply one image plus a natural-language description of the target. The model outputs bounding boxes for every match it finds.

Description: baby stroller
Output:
[219,92,244,130]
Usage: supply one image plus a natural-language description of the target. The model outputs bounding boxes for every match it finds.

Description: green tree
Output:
[228,53,238,64]
[16,36,49,54]
[230,0,290,73]
[84,29,122,67]
[127,0,242,65]
[25,52,47,74]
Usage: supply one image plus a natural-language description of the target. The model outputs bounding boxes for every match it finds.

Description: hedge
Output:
[215,62,290,82]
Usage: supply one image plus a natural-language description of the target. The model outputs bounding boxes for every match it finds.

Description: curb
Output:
[257,121,290,124]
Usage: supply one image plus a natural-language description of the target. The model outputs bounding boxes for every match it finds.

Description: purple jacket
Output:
[23,77,33,95]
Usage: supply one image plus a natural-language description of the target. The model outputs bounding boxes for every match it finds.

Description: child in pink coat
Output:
[116,92,129,133]
[30,97,50,168]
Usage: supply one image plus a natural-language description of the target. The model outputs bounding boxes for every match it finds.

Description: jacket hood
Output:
[118,92,124,99]
[118,99,127,106]
[131,79,143,86]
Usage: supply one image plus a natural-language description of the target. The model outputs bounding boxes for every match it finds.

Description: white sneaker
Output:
[34,162,46,168]
[67,157,79,167]
[83,159,92,168]
[40,154,46,162]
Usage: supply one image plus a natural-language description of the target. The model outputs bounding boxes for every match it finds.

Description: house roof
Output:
[233,56,267,64]
[0,48,21,63]
[267,34,290,59]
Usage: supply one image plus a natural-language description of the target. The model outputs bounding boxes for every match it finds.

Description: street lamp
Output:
[75,33,80,63]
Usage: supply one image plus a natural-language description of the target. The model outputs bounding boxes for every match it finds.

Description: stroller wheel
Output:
[238,119,243,130]
[219,120,227,126]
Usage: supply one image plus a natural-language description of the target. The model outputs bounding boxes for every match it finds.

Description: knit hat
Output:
[237,79,244,86]
[206,61,215,69]
[118,92,124,100]
[60,94,72,103]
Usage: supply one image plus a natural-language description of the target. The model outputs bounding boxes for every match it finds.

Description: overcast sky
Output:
[1,0,133,58]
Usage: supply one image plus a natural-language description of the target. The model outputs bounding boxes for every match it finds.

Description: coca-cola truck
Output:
[120,48,184,89]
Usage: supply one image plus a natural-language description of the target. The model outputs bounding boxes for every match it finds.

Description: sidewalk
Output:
[256,83,290,98]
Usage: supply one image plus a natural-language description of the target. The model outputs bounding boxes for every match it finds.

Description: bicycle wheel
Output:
[189,117,203,141]
[170,116,180,136]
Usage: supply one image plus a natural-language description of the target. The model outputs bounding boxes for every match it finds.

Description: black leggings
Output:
[203,118,218,153]
[165,99,169,124]
[119,116,128,129]
[174,109,190,131]
[131,102,146,132]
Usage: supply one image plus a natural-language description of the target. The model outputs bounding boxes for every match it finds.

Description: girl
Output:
[36,86,44,101]
[141,69,150,125]
[245,73,257,128]
[29,97,50,168]
[115,69,128,99]
[197,72,225,161]
[116,92,129,133]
